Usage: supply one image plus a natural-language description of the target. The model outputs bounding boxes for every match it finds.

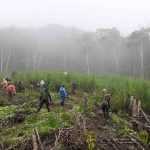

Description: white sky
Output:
[0,0,150,35]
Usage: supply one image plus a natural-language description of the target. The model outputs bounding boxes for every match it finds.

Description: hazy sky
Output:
[0,0,150,35]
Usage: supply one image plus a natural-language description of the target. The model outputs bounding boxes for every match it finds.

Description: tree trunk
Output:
[5,48,11,72]
[26,50,30,71]
[140,38,144,79]
[1,48,3,73]
[32,50,38,71]
[86,46,90,74]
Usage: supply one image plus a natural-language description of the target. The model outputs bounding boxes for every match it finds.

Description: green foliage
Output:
[84,130,96,150]
[138,130,149,145]
[47,114,61,129]
[0,105,17,121]
[0,97,7,106]
[111,113,132,138]
[90,94,102,102]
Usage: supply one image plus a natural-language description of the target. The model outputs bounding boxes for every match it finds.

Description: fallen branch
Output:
[140,108,150,124]
[130,137,145,150]
[104,138,119,150]
[34,128,43,150]
[32,133,38,150]
[20,137,31,150]
[51,128,63,150]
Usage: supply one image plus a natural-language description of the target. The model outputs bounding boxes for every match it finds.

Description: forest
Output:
[0,25,150,79]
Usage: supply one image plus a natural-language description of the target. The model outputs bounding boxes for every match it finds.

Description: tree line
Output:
[0,24,150,79]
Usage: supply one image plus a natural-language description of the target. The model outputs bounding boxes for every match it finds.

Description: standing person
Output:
[37,88,52,112]
[82,93,88,112]
[6,82,16,98]
[17,81,24,92]
[72,82,77,95]
[101,89,113,118]
[29,80,35,92]
[39,80,45,92]
[2,78,8,91]
[59,85,67,106]
[102,89,113,110]
[102,97,109,118]
[124,93,130,113]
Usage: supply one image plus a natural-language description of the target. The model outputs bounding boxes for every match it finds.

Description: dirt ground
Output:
[1,92,150,150]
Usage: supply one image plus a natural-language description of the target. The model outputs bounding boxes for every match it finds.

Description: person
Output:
[6,82,16,98]
[17,81,24,92]
[59,85,67,106]
[102,89,113,109]
[39,80,45,92]
[2,78,8,91]
[124,93,130,113]
[37,88,52,112]
[101,89,113,118]
[82,93,88,112]
[72,82,78,95]
[102,97,109,118]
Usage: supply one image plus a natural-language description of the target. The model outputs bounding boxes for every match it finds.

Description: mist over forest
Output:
[0,24,149,79]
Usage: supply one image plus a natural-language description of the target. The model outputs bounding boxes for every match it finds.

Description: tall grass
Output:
[1,71,150,111]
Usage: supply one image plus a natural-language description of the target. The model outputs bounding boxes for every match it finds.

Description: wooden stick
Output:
[140,108,150,124]
[104,138,119,150]
[130,138,145,150]
[32,133,38,150]
[34,128,43,150]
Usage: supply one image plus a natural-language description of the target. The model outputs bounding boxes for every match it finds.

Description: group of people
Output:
[101,89,141,118]
[1,78,141,118]
[37,80,68,112]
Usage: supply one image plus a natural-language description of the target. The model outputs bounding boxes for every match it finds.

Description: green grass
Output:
[1,71,149,148]
[2,71,149,110]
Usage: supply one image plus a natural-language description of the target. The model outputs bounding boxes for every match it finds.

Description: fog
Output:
[0,0,150,78]
[0,0,150,35]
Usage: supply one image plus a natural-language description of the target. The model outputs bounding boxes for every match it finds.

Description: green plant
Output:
[84,130,96,150]
[138,130,149,145]
[111,113,132,138]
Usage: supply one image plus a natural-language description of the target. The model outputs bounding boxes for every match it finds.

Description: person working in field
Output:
[39,80,45,93]
[82,93,88,112]
[6,82,16,98]
[102,89,113,109]
[37,87,52,112]
[16,81,24,92]
[29,80,35,92]
[71,82,78,95]
[101,89,113,118]
[59,85,67,106]
[1,78,8,91]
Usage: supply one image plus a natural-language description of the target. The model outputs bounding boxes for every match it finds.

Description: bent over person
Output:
[37,88,52,112]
